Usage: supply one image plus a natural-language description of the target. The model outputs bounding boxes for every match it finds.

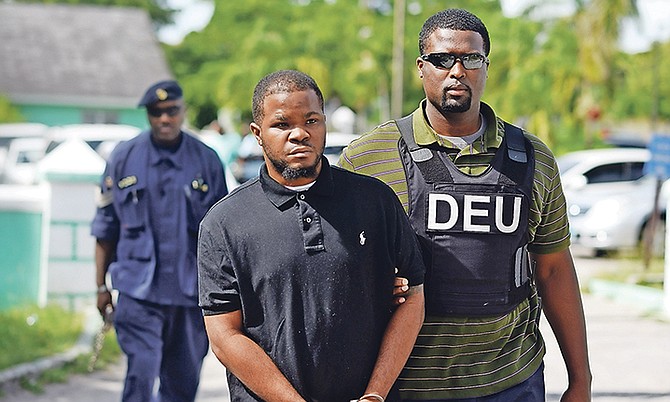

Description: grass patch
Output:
[593,253,665,289]
[0,304,82,370]
[18,332,121,394]
[0,304,121,395]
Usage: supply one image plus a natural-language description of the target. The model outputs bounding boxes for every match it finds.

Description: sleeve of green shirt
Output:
[526,133,572,254]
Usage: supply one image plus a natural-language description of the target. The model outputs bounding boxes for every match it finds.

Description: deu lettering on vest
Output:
[426,192,523,234]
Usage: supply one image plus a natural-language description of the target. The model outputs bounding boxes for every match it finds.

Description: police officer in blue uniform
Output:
[91,80,228,402]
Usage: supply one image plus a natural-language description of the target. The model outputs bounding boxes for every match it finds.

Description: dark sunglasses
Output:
[147,105,182,117]
[421,52,489,70]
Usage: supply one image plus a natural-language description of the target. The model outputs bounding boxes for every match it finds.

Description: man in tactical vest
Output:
[339,8,592,401]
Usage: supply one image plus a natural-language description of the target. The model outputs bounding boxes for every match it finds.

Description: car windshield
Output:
[556,154,583,174]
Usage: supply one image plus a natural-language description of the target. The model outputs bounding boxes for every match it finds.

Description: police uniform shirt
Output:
[198,159,425,402]
[92,130,227,305]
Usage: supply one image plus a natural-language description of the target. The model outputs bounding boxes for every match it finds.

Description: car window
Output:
[45,140,103,155]
[584,161,645,184]
[17,149,44,164]
[324,145,345,155]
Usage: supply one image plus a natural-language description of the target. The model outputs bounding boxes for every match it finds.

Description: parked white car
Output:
[0,123,49,183]
[558,147,667,256]
[44,124,141,160]
[0,122,49,149]
[0,137,50,185]
[1,123,142,185]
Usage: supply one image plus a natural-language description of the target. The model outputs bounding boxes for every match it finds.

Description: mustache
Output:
[293,137,314,145]
[445,82,471,92]
[288,139,316,150]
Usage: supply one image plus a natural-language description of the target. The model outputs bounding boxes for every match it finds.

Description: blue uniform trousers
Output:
[114,293,209,402]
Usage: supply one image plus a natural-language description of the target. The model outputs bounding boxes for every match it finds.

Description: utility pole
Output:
[644,41,663,270]
[391,0,405,118]
[651,41,660,132]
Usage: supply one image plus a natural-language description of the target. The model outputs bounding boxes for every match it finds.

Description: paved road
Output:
[542,285,670,401]
[2,255,670,401]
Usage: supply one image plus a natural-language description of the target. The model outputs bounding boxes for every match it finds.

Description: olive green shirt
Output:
[338,101,570,399]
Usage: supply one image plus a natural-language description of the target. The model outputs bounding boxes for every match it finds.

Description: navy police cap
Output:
[138,80,183,107]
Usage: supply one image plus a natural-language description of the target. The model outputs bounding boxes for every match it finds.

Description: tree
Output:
[574,0,638,146]
[609,40,670,126]
[167,0,398,130]
[0,96,24,123]
[485,0,645,152]
[161,0,666,147]
[167,0,513,130]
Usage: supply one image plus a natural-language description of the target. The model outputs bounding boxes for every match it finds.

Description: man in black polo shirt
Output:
[198,70,425,402]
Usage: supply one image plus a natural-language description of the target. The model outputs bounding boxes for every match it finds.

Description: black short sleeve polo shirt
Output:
[197,160,424,402]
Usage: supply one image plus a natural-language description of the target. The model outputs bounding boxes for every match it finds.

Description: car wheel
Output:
[640,216,666,258]
[594,249,611,258]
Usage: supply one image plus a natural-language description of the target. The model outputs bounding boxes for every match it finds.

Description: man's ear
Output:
[416,57,424,79]
[250,122,262,146]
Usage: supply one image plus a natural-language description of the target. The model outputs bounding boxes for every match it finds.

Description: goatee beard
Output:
[440,94,471,114]
[270,158,320,182]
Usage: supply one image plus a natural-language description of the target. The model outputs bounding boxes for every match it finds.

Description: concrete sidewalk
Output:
[543,289,670,401]
[0,350,229,402]
[2,255,670,401]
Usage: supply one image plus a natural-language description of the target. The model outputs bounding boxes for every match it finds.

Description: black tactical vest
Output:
[396,115,535,316]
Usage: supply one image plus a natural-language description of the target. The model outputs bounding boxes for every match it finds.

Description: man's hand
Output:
[96,290,113,318]
[205,311,306,401]
[393,275,409,306]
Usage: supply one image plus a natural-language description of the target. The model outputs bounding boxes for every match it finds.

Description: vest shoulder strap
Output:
[396,115,416,148]
[503,122,527,163]
[395,115,533,184]
[395,115,452,183]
